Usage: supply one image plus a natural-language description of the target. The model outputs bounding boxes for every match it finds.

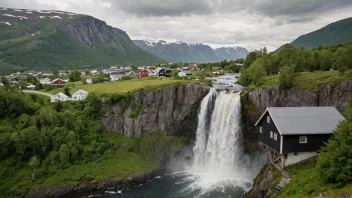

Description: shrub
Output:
[279,65,295,89]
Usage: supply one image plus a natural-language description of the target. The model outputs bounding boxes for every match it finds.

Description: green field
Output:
[247,69,352,93]
[275,158,352,198]
[46,78,194,95]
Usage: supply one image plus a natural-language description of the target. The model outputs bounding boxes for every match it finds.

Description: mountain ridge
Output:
[133,40,248,63]
[0,7,166,73]
[276,17,352,52]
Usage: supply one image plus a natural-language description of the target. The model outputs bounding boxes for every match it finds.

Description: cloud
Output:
[0,0,351,51]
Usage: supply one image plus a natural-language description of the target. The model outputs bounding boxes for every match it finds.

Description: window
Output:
[259,127,263,133]
[274,133,277,141]
[267,116,270,123]
[299,136,307,144]
[270,131,273,138]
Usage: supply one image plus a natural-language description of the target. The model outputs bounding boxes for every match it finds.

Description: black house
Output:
[255,107,344,168]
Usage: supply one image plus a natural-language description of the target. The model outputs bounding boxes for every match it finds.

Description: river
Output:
[69,74,264,198]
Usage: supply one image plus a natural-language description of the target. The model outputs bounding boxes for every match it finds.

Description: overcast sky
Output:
[1,0,352,51]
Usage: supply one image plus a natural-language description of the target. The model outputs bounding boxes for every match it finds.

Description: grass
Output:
[274,158,352,198]
[246,69,352,93]
[0,133,185,197]
[45,78,194,95]
[269,165,282,191]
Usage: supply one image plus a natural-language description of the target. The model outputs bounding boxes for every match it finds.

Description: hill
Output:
[132,40,248,63]
[0,7,166,73]
[214,47,248,61]
[276,17,352,51]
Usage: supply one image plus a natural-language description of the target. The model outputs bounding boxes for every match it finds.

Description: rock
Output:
[101,84,210,141]
[58,16,130,49]
[318,80,352,112]
[246,165,275,198]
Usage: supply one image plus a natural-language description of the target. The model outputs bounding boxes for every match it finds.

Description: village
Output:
[1,64,226,103]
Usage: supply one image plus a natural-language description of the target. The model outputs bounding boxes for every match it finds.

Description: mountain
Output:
[276,17,352,51]
[0,7,166,73]
[133,40,248,63]
[214,47,248,61]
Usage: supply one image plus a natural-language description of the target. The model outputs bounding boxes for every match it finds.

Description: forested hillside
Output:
[0,7,166,73]
[0,90,184,197]
[239,44,352,89]
[276,17,352,51]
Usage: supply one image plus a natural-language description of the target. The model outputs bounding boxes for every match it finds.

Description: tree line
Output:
[239,43,352,88]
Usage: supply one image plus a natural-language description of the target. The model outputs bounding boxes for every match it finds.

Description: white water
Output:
[183,88,254,196]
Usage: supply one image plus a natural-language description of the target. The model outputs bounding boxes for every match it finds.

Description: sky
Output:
[0,0,352,51]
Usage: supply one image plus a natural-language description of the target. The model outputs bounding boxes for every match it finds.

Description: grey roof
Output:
[255,107,345,135]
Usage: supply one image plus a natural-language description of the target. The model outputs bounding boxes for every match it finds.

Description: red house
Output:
[51,78,67,85]
[188,64,198,71]
[136,69,149,78]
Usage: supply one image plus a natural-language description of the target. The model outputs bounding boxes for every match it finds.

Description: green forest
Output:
[0,90,184,197]
[238,43,352,88]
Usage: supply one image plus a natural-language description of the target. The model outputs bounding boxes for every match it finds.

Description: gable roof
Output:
[55,92,70,98]
[255,107,345,135]
[73,89,89,96]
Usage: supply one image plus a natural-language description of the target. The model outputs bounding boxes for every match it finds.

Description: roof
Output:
[73,89,89,96]
[55,92,70,98]
[255,107,345,135]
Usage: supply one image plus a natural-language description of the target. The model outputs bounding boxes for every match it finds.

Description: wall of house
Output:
[285,152,318,166]
[257,112,281,152]
[282,134,331,153]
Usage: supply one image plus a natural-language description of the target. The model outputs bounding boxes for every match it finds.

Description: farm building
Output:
[51,78,67,86]
[255,107,344,169]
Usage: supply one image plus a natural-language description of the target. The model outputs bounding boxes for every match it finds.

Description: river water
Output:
[70,74,264,198]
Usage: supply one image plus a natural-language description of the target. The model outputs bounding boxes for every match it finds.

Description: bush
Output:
[279,65,295,89]
[129,105,142,118]
[317,100,352,186]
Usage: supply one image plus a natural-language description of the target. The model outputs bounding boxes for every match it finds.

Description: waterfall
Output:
[187,88,252,193]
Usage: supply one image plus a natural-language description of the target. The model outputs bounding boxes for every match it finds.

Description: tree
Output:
[85,70,91,76]
[248,58,267,86]
[63,87,71,97]
[1,76,10,87]
[69,71,81,82]
[29,156,40,178]
[279,65,295,89]
[317,100,352,186]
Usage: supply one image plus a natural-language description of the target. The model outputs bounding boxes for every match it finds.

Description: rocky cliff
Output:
[242,80,352,128]
[101,84,210,141]
[243,80,352,197]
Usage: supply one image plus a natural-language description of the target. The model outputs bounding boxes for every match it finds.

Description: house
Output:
[255,107,345,169]
[164,67,172,77]
[51,78,67,85]
[154,68,166,77]
[40,78,52,85]
[125,66,132,71]
[178,71,192,77]
[188,64,198,71]
[110,70,125,81]
[126,71,136,77]
[136,69,149,78]
[91,70,99,75]
[51,92,71,103]
[27,85,36,90]
[72,89,89,101]
[59,72,68,77]
[86,78,93,84]
[212,67,220,71]
[0,82,4,87]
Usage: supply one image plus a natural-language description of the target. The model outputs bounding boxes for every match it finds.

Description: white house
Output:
[40,78,52,85]
[91,70,99,75]
[86,78,93,84]
[178,71,192,77]
[110,70,125,81]
[0,82,4,87]
[51,92,71,103]
[27,85,36,90]
[72,89,89,101]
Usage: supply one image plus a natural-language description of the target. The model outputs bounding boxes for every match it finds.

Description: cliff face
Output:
[243,80,352,127]
[101,84,210,140]
[59,16,130,48]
